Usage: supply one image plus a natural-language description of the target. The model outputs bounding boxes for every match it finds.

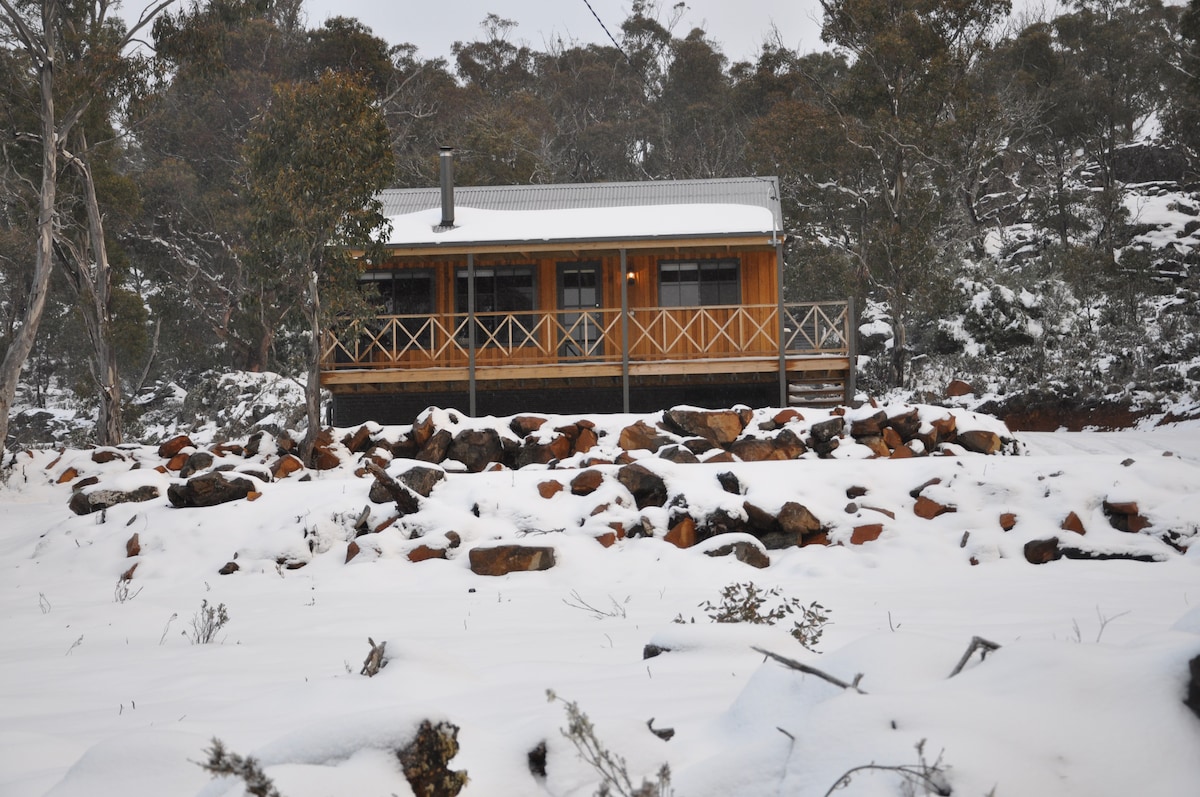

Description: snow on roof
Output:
[378,176,783,248]
[385,203,778,247]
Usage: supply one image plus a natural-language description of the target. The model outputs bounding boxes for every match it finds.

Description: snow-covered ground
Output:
[1,418,1198,797]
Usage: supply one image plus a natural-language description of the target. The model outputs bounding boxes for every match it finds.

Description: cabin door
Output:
[557,262,603,359]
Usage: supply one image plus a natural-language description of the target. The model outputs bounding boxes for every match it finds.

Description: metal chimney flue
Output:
[438,146,455,230]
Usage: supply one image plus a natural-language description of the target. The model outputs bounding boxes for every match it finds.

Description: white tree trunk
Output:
[0,0,59,454]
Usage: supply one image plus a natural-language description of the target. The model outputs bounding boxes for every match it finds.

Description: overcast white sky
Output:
[300,0,837,64]
[296,1,1082,65]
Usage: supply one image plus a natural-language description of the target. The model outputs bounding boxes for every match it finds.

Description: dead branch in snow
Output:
[752,646,866,693]
[948,636,1001,678]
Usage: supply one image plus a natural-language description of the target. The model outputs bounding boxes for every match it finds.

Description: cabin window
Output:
[455,265,537,347]
[360,270,434,349]
[658,260,740,306]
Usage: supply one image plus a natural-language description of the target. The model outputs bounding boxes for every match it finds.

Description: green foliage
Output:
[243,69,393,276]
[699,581,831,651]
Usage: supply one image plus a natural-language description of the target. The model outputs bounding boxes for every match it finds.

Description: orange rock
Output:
[859,436,891,458]
[946,379,975,397]
[345,426,373,453]
[509,415,548,437]
[1102,500,1151,533]
[958,429,1001,455]
[618,420,671,452]
[729,438,786,462]
[772,408,802,425]
[999,512,1018,531]
[91,449,124,464]
[594,532,617,548]
[411,414,438,447]
[120,562,138,581]
[802,531,831,546]
[574,426,599,455]
[157,435,193,459]
[778,502,822,536]
[914,496,955,519]
[56,467,79,484]
[570,469,604,496]
[1061,511,1087,535]
[537,480,564,499]
[931,414,957,442]
[345,541,361,563]
[247,491,262,502]
[468,545,556,576]
[889,444,915,459]
[273,454,304,479]
[850,524,884,544]
[313,447,341,470]
[882,427,904,450]
[373,514,400,532]
[663,408,746,445]
[166,452,188,472]
[408,545,448,563]
[664,516,696,548]
[126,533,140,557]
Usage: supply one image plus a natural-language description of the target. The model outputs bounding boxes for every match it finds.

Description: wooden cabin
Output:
[322,155,852,424]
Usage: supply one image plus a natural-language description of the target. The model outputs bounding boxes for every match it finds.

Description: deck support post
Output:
[620,248,630,413]
[467,253,476,416]
[776,241,787,408]
[845,295,857,405]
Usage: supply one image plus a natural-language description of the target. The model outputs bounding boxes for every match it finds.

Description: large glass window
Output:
[659,260,740,306]
[359,270,434,349]
[362,270,434,315]
[456,265,537,347]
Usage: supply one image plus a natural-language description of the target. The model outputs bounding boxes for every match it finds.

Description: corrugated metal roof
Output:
[378,176,783,232]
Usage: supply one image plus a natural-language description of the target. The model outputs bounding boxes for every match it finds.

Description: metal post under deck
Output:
[776,241,787,408]
[467,253,476,416]
[620,248,630,413]
[845,295,858,405]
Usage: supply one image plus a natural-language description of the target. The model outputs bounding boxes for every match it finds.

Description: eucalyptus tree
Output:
[127,0,307,373]
[243,70,393,463]
[1163,0,1200,166]
[0,0,167,449]
[807,0,1013,387]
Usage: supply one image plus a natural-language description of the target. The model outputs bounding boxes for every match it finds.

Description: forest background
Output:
[2,0,1199,449]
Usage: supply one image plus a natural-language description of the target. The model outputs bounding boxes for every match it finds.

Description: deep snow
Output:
[1,418,1198,797]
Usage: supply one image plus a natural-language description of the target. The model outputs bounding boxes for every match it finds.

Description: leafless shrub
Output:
[187,599,229,644]
[700,581,831,651]
[548,690,673,797]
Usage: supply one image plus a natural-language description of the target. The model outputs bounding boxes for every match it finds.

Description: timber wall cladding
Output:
[361,246,782,367]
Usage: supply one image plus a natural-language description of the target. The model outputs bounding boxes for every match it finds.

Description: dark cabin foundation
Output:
[330,373,782,426]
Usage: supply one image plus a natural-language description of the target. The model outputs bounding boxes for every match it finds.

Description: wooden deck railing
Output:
[322,301,850,371]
